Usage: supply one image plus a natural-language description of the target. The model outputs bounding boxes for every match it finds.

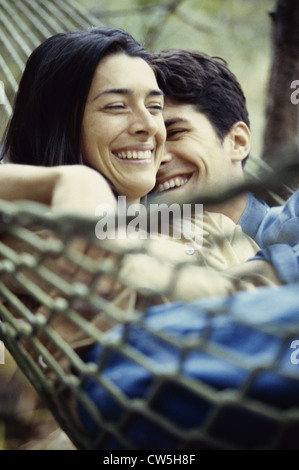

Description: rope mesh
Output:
[0,195,298,450]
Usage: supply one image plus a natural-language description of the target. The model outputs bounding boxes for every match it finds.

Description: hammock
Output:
[0,196,298,450]
[0,0,299,451]
[0,0,102,136]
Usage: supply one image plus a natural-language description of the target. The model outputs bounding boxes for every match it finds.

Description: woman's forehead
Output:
[89,53,160,96]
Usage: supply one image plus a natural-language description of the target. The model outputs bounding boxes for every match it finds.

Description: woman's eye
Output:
[104,103,126,110]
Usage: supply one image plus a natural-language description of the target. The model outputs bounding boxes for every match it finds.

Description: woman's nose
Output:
[129,109,159,136]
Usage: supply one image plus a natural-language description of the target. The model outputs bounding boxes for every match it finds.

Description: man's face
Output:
[153,98,248,204]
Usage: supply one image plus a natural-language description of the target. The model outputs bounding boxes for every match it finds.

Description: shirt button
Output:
[185,245,195,255]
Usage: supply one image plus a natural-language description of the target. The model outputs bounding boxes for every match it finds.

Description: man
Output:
[150,48,299,286]
[151,48,251,219]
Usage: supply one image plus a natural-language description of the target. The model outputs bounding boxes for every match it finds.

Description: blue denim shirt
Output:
[78,284,299,449]
[238,191,299,283]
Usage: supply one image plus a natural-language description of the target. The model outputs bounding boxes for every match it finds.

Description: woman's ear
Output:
[228,121,251,163]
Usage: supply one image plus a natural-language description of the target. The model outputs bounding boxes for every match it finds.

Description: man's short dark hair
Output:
[151,49,250,142]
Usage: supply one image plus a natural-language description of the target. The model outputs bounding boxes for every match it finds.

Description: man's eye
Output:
[147,103,163,111]
[167,129,186,138]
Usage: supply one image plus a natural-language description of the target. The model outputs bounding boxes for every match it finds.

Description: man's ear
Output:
[227,121,251,163]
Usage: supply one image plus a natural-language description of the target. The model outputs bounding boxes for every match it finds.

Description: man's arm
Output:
[238,190,299,285]
[248,190,299,284]
[225,259,282,287]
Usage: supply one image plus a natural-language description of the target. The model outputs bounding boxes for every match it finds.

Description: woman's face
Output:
[81,53,166,200]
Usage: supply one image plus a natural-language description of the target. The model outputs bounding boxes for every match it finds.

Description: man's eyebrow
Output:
[149,90,164,97]
[164,117,190,128]
[92,88,164,102]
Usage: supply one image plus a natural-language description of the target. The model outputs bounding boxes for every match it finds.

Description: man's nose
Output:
[160,146,172,165]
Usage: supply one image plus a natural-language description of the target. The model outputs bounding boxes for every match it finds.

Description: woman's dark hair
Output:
[1,27,150,166]
[151,48,250,141]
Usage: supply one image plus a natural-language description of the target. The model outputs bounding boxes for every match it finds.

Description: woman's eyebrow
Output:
[92,88,130,102]
[92,88,163,102]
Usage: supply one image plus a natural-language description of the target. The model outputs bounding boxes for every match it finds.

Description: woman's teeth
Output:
[158,177,189,192]
[115,150,152,160]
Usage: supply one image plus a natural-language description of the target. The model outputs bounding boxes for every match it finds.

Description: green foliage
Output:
[135,0,162,6]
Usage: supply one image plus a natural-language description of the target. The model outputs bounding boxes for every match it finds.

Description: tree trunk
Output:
[261,0,299,200]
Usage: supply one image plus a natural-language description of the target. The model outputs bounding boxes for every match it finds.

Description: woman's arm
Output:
[0,164,117,214]
[0,164,118,296]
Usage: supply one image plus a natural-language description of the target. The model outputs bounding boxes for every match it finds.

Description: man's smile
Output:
[155,174,191,193]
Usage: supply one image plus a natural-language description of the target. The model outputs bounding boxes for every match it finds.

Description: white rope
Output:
[1,0,45,48]
[0,0,104,130]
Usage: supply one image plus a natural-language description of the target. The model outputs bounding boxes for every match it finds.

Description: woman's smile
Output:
[81,53,166,200]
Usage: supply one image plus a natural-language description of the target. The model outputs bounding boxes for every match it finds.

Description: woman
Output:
[0,25,168,376]
[1,26,165,200]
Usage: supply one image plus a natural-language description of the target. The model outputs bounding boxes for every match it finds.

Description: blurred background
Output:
[81,0,275,160]
[0,0,275,160]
